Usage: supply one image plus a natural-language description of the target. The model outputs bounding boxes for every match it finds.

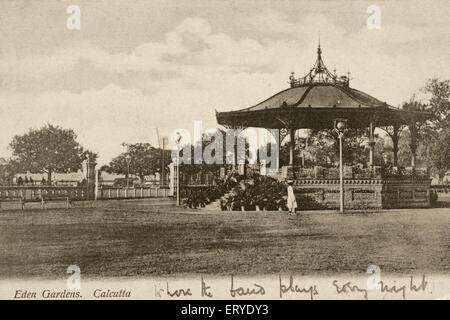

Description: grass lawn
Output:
[0,199,449,279]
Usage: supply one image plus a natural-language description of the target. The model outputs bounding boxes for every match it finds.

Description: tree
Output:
[424,79,450,129]
[106,143,170,183]
[0,159,24,186]
[418,79,450,181]
[425,130,450,180]
[9,124,86,183]
[396,80,450,181]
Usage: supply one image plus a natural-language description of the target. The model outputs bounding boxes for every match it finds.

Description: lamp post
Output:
[333,119,347,213]
[174,132,182,206]
[125,154,131,188]
[161,136,168,187]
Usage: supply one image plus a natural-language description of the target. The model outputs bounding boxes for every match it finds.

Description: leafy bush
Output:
[181,172,288,211]
[181,174,241,209]
[182,187,207,208]
[220,173,287,211]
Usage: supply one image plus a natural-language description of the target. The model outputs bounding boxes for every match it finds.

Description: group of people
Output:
[15,176,46,186]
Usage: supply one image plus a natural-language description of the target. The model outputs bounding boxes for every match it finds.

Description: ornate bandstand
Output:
[216,45,433,210]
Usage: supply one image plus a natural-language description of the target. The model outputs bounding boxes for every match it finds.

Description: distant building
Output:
[99,171,162,187]
[14,170,85,186]
[12,161,89,186]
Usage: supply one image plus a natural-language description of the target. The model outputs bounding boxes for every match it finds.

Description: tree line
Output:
[0,124,169,186]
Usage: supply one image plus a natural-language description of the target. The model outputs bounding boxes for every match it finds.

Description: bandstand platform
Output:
[283,166,431,210]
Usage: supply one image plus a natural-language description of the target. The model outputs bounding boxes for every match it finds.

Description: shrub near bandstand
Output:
[182,173,288,211]
[220,174,288,211]
[182,174,242,209]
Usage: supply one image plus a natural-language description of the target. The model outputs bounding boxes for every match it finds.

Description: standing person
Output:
[287,181,297,215]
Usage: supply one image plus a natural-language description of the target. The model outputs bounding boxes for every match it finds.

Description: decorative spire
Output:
[289,42,350,88]
[316,33,323,70]
[318,31,321,50]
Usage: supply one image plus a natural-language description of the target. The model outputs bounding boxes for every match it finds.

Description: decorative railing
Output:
[289,75,349,88]
[286,165,430,180]
[0,186,88,201]
[0,185,171,202]
[432,185,450,192]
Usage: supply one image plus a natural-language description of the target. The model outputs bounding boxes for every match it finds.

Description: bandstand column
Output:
[233,132,238,171]
[368,119,375,168]
[289,128,295,166]
[230,126,247,175]
[392,125,400,167]
[228,125,243,172]
[276,130,283,170]
[409,122,417,169]
[272,128,288,171]
[276,131,280,170]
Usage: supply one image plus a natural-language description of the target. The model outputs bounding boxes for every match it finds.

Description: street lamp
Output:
[161,136,168,187]
[125,154,131,188]
[174,132,182,206]
[333,119,347,213]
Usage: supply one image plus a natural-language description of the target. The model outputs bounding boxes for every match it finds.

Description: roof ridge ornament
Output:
[289,43,351,88]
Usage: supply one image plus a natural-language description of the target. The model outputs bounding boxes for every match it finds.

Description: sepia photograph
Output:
[0,0,449,303]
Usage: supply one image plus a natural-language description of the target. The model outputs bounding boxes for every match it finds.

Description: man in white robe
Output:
[287,182,297,215]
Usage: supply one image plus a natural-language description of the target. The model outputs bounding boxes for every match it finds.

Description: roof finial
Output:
[289,37,351,88]
[317,31,322,56]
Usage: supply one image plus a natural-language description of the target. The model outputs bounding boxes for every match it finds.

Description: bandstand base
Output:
[289,179,431,210]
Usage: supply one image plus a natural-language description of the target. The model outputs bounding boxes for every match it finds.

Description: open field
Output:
[0,199,449,279]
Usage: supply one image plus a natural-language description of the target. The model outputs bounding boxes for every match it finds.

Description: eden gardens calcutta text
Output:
[10,274,430,300]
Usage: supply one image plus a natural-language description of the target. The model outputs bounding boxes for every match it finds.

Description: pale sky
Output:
[0,0,449,165]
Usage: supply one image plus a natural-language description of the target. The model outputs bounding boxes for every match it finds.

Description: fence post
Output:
[86,157,97,200]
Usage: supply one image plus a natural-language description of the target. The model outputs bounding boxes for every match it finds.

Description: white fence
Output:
[97,187,170,200]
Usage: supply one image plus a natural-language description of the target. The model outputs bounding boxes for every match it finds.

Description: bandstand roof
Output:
[216,45,431,130]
